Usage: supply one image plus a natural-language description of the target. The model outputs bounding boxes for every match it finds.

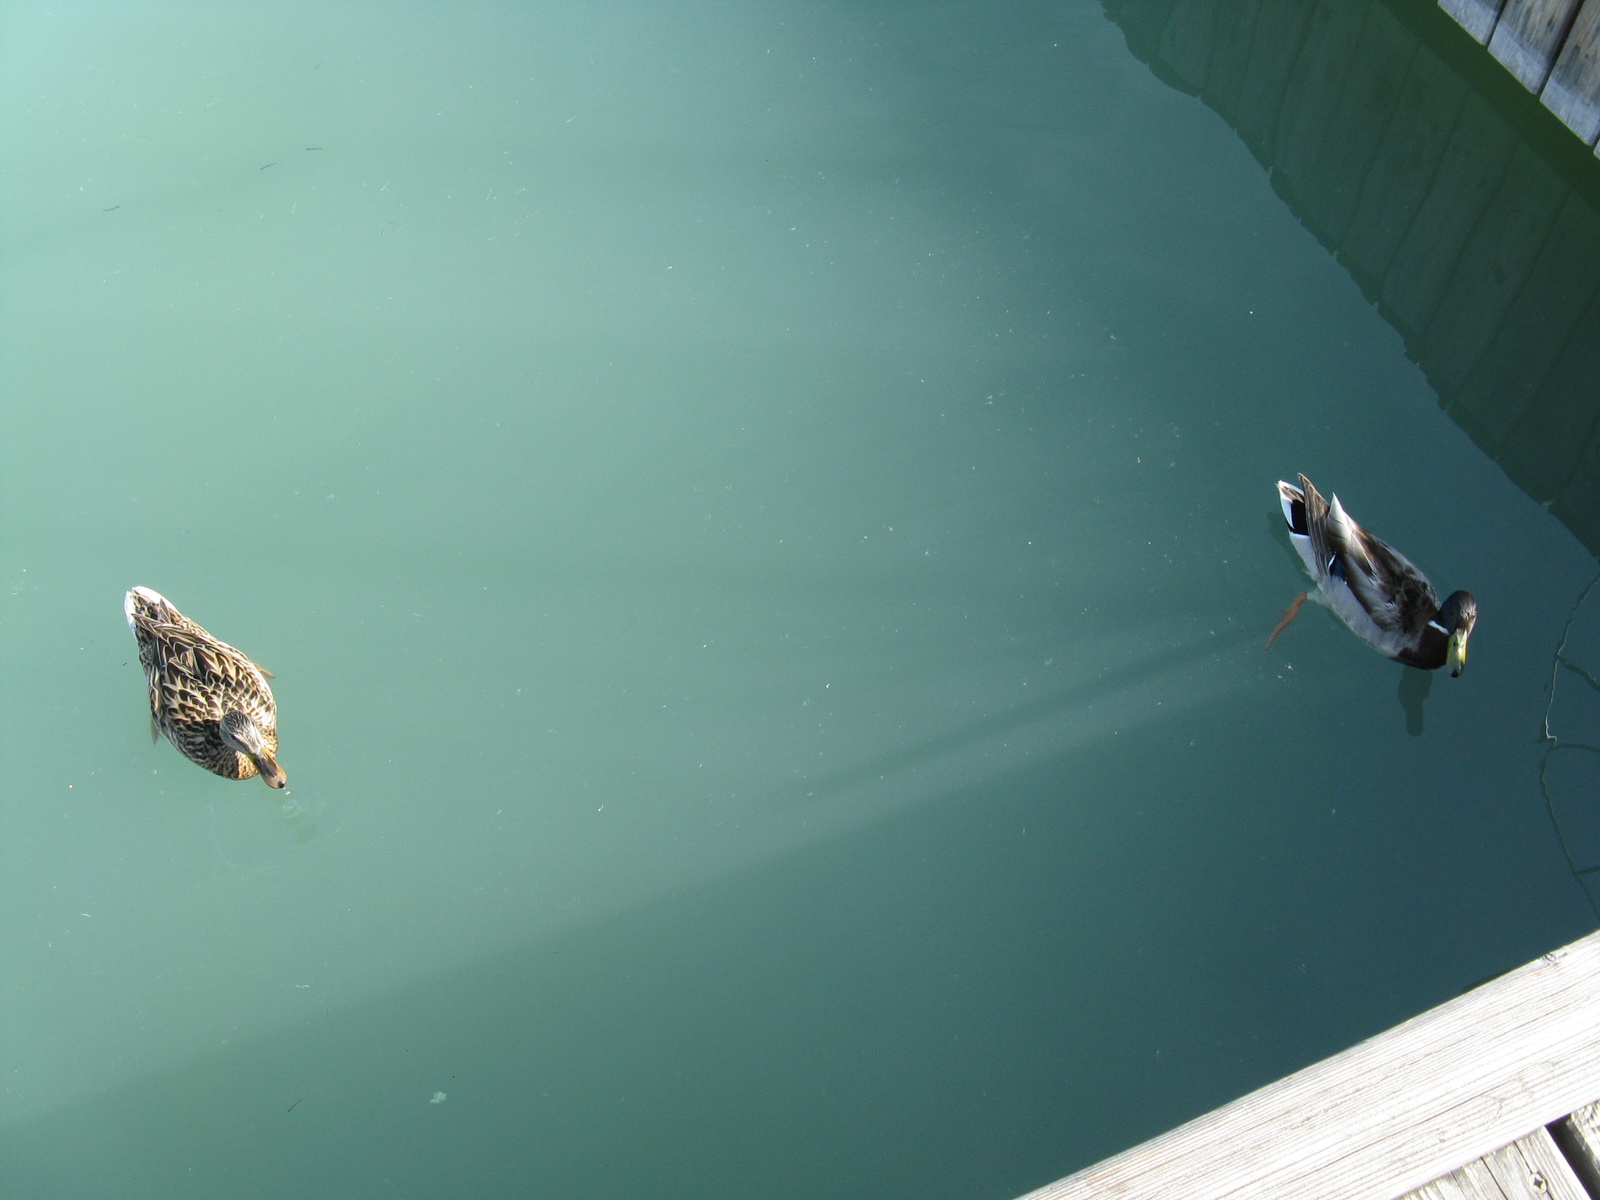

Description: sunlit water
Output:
[4,3,1598,1197]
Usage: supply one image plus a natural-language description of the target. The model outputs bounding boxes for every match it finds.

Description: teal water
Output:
[4,2,1599,1197]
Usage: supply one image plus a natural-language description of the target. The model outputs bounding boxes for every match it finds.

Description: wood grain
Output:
[1441,0,1510,43]
[1541,0,1600,143]
[1405,1128,1588,1199]
[1479,1126,1589,1200]
[1555,1099,1600,1193]
[1488,0,1584,91]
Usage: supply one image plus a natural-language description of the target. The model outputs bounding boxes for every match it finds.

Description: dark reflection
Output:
[1104,0,1600,557]
[1397,665,1433,735]
[1540,571,1600,916]
[1267,508,1292,555]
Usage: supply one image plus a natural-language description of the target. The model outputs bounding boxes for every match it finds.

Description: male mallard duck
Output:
[1271,475,1476,675]
[124,587,286,787]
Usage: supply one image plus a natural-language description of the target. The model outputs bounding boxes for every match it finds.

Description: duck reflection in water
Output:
[1398,666,1433,737]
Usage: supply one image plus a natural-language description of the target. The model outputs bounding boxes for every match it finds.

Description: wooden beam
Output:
[1441,0,1510,43]
[1404,1126,1590,1199]
[1017,929,1600,1200]
[1541,0,1600,144]
[1554,1100,1600,1193]
[1488,0,1585,91]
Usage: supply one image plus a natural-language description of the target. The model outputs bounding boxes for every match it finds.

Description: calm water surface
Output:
[4,2,1598,1197]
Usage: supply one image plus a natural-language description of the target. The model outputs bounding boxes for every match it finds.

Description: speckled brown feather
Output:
[126,589,279,782]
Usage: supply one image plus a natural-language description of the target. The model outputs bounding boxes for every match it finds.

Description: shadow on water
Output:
[1,708,1489,1200]
[0,756,1158,1200]
[1398,666,1432,736]
[1103,0,1600,559]
[791,624,1254,806]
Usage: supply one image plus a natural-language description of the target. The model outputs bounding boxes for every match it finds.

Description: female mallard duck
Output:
[1271,475,1476,675]
[124,587,286,787]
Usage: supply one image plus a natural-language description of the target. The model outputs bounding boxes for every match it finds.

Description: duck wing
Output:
[141,625,225,723]
[1304,479,1439,637]
[140,621,271,722]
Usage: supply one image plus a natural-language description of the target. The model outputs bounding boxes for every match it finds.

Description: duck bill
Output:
[1447,629,1470,677]
[254,754,288,788]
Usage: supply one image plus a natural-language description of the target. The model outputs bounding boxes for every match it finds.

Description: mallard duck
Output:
[124,587,286,787]
[1271,475,1476,675]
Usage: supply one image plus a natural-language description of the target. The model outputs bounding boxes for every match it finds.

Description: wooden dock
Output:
[1015,929,1600,1200]
[1443,0,1600,147]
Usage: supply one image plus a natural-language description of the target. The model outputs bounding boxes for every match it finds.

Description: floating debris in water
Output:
[430,1091,447,1104]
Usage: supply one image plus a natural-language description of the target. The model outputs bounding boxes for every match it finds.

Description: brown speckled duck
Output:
[124,587,286,787]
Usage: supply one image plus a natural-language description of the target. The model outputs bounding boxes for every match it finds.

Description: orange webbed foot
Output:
[1266,592,1307,649]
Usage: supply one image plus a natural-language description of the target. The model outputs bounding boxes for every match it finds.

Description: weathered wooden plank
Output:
[1340,43,1469,290]
[1300,2,1420,246]
[1556,1098,1600,1192]
[1402,1174,1464,1199]
[1441,0,1510,43]
[1420,1157,1516,1200]
[1488,0,1584,92]
[1479,1126,1592,1199]
[1273,0,1372,210]
[1015,931,1600,1200]
[1419,140,1566,390]
[1427,1158,1561,1200]
[1231,0,1315,164]
[1381,91,1517,341]
[1541,0,1600,143]
[1403,1163,1487,1200]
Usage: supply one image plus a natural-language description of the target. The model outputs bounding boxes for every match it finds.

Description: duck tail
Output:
[1277,479,1308,536]
[124,586,173,634]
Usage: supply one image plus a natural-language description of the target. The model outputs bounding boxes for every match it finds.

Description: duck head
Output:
[1439,591,1477,677]
[219,709,287,788]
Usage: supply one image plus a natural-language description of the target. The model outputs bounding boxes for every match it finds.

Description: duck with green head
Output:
[1271,475,1476,676]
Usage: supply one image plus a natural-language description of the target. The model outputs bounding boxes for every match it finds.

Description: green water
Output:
[4,2,1599,1197]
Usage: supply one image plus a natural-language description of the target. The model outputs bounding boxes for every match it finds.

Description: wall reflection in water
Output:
[1106,0,1600,559]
